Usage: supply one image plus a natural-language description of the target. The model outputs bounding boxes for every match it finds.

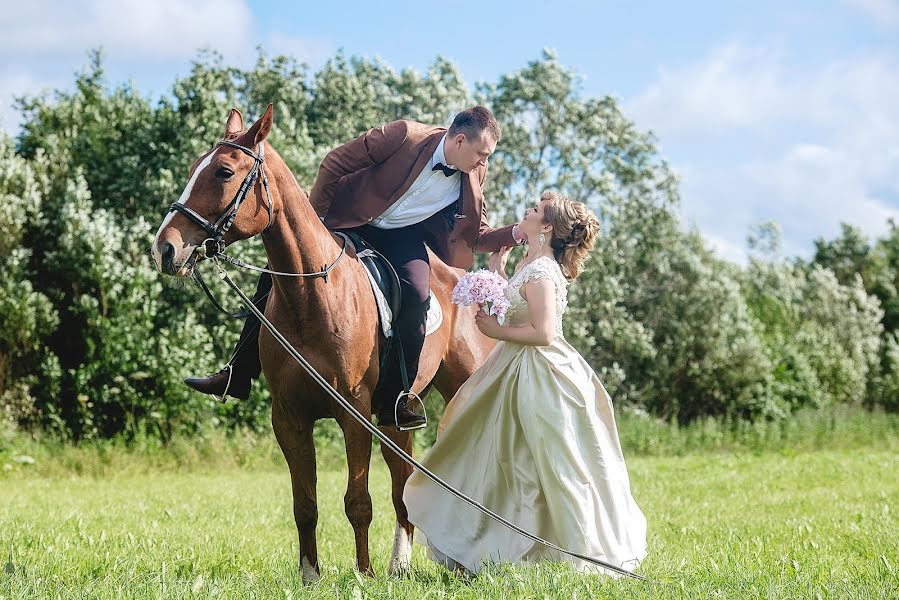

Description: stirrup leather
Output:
[216,364,234,403]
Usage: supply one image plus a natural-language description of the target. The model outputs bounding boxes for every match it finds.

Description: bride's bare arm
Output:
[474,278,557,346]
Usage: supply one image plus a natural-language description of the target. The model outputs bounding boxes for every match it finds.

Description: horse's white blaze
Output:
[300,556,319,581]
[152,150,218,270]
[388,522,413,574]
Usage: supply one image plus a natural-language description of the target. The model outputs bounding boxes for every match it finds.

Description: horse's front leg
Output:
[272,404,320,582]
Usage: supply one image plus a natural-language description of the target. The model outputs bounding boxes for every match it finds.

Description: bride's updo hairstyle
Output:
[541,190,600,281]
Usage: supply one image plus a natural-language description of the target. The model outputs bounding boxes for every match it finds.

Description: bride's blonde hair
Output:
[541,191,600,280]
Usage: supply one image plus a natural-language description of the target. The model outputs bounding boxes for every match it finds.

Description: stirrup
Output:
[395,390,428,432]
[216,364,234,404]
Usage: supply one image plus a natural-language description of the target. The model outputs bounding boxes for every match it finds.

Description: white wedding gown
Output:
[403,256,647,575]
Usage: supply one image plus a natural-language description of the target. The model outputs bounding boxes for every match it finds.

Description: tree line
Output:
[1,49,895,441]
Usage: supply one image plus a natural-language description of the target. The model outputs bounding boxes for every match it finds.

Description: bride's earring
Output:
[538,232,546,249]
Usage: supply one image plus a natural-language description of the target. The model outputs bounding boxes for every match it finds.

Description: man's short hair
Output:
[448,106,502,142]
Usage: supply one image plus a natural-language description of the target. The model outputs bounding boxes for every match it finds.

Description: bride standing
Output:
[403,191,647,575]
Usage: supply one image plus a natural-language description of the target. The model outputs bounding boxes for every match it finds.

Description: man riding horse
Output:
[184,106,526,429]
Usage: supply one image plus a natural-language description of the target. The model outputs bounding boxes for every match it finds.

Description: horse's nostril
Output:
[161,241,176,269]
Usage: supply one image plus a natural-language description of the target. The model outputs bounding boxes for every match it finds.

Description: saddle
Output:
[341,231,402,338]
[339,232,443,383]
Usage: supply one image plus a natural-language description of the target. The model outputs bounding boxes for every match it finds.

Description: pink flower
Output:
[451,269,511,319]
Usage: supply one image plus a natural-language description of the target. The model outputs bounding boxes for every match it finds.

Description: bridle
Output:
[168,139,273,258]
[159,137,646,581]
[165,138,347,317]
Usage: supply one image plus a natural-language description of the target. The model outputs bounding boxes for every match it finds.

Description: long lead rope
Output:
[213,259,646,581]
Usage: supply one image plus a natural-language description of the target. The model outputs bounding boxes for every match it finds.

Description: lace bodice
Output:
[503,255,569,337]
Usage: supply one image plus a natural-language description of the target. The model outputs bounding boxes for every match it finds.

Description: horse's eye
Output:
[215,167,234,180]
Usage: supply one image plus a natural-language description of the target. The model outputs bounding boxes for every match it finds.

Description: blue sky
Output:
[3,0,898,262]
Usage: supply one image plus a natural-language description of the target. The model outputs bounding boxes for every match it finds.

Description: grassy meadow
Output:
[1,407,897,599]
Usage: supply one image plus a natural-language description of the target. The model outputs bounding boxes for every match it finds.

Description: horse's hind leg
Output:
[378,427,415,574]
[340,413,375,576]
[272,407,320,582]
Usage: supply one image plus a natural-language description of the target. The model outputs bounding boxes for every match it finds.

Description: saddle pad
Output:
[362,269,443,338]
[424,291,443,336]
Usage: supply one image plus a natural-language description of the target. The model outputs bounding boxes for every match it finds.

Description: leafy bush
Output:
[2,49,896,440]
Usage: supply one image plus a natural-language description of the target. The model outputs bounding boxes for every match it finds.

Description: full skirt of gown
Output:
[403,336,648,575]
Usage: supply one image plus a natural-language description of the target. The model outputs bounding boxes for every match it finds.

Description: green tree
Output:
[481,51,772,420]
[0,136,60,428]
[4,47,895,441]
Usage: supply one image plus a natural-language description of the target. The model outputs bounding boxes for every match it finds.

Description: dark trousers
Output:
[228,223,431,409]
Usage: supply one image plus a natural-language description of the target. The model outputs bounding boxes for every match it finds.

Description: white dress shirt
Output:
[371,133,461,229]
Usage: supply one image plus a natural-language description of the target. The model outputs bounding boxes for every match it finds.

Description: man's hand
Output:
[512,223,528,244]
[488,246,512,278]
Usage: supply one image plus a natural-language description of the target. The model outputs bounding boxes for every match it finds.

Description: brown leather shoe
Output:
[377,395,426,430]
[184,365,251,400]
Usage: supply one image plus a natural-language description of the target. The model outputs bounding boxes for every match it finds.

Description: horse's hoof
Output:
[358,565,376,578]
[388,522,414,576]
[300,557,320,583]
[388,558,412,576]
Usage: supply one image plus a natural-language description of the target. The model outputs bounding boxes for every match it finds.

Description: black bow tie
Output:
[432,162,458,177]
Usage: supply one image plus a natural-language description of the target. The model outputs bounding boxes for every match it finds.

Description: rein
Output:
[169,138,645,581]
[209,257,645,580]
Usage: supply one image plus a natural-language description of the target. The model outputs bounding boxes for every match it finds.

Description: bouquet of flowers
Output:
[451,269,511,319]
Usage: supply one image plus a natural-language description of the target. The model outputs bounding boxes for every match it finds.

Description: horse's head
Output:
[152,104,275,276]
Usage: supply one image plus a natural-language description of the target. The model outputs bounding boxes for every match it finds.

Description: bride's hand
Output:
[488,246,512,278]
[475,308,503,339]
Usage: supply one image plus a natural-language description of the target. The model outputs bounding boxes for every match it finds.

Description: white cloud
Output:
[627,43,787,136]
[0,2,339,137]
[626,43,899,263]
[267,33,336,69]
[0,69,65,136]
[1,0,254,62]
[703,232,749,264]
[843,0,899,26]
[680,145,899,262]
[0,0,256,137]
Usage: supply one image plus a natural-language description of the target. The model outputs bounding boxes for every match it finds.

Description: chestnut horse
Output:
[152,105,494,580]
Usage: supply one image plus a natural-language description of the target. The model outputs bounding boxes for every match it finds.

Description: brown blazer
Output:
[309,119,516,269]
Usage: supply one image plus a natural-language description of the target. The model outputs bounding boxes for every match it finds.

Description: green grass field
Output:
[2,437,897,599]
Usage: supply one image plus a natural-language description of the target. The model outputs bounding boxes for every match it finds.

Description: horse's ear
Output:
[245,103,273,146]
[224,108,244,138]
